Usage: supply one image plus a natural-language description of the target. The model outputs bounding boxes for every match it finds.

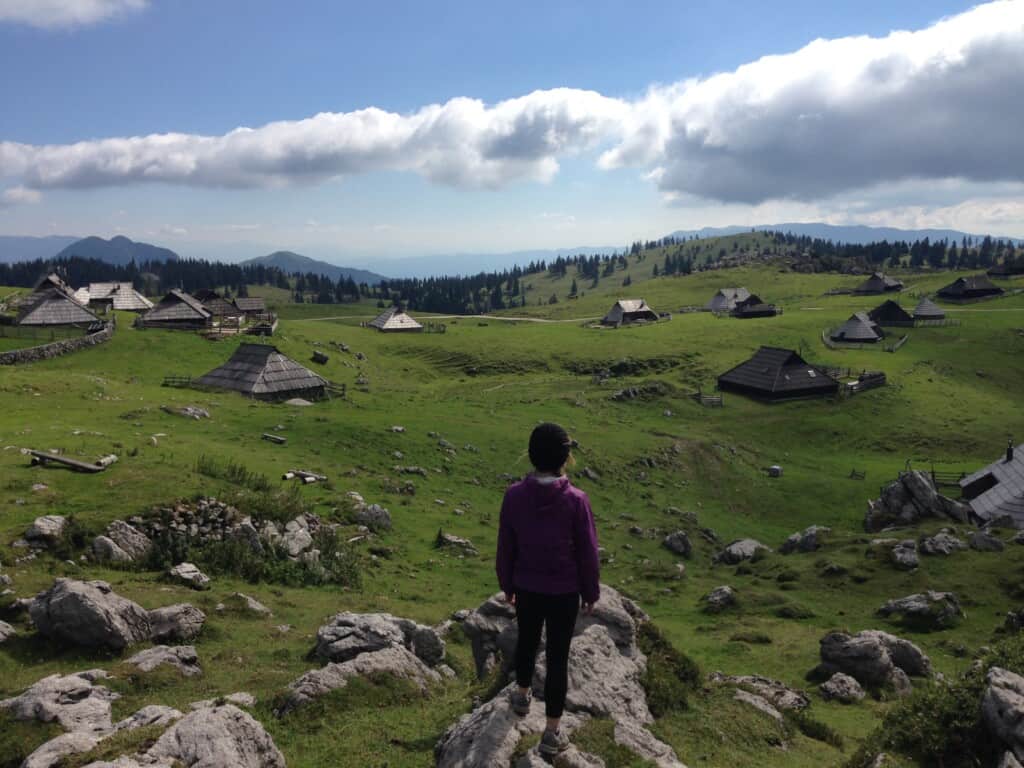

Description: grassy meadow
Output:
[2,253,1024,767]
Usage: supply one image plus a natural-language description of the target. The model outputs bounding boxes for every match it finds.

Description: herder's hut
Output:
[988,262,1024,279]
[368,306,424,332]
[17,273,101,327]
[853,272,904,294]
[732,294,778,319]
[706,287,751,312]
[233,297,268,318]
[717,346,838,401]
[868,299,913,326]
[937,275,1004,302]
[74,283,153,312]
[960,440,1024,527]
[912,297,946,321]
[601,299,658,326]
[195,343,328,401]
[194,289,243,319]
[831,312,884,343]
[141,289,212,329]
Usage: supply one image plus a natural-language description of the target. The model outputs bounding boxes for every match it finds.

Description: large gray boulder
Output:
[22,731,100,768]
[167,562,211,590]
[106,521,152,562]
[919,530,967,556]
[92,536,133,564]
[891,540,919,571]
[865,471,970,531]
[125,645,202,677]
[983,667,1024,762]
[708,672,810,711]
[877,591,964,630]
[148,603,206,642]
[715,539,771,565]
[702,585,737,613]
[820,672,865,703]
[780,526,830,555]
[278,645,441,715]
[30,579,151,651]
[25,515,67,545]
[0,670,118,734]
[146,704,285,768]
[817,630,931,694]
[314,611,446,667]
[662,531,692,557]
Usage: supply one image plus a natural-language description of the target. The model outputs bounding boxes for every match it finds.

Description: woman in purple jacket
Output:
[496,422,601,757]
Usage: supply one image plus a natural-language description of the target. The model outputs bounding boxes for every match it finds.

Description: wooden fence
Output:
[162,375,192,388]
[884,335,910,353]
[691,390,724,407]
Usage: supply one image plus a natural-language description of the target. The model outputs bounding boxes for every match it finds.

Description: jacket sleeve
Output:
[573,492,601,604]
[495,490,516,597]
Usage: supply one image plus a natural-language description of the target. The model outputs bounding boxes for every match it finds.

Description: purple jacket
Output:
[496,474,600,604]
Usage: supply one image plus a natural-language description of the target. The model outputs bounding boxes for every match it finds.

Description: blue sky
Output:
[1,0,1022,265]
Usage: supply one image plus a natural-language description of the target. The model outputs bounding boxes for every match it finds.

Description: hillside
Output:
[241,250,388,284]
[0,235,80,264]
[668,222,1024,246]
[55,235,180,265]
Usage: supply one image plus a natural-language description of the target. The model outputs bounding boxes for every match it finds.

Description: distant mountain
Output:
[55,235,179,266]
[0,235,81,264]
[666,222,1024,246]
[241,251,388,285]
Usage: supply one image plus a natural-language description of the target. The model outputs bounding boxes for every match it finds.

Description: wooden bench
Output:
[849,469,866,480]
[29,450,114,473]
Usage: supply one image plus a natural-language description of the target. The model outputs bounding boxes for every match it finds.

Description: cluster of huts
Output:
[137,289,271,333]
[705,287,780,318]
[830,297,947,344]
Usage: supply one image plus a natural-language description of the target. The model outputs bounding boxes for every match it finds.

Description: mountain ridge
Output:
[54,235,180,266]
[666,222,1024,245]
[240,250,388,285]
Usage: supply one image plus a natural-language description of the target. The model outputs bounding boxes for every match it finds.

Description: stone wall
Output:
[0,323,114,365]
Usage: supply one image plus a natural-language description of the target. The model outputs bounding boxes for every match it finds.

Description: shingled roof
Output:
[913,297,946,320]
[717,346,838,400]
[961,442,1024,525]
[193,289,242,317]
[853,272,904,294]
[17,287,101,326]
[77,282,153,311]
[868,299,912,325]
[937,274,1004,300]
[831,312,884,343]
[369,306,423,332]
[195,343,328,400]
[233,297,268,314]
[706,287,751,312]
[602,298,658,325]
[146,290,212,323]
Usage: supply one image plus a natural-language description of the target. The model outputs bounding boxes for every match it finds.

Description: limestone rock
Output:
[818,630,931,693]
[715,539,771,565]
[780,525,830,554]
[30,579,151,651]
[820,672,866,703]
[22,731,100,768]
[516,747,606,767]
[282,526,313,557]
[125,645,202,677]
[708,672,809,711]
[435,530,478,556]
[702,585,736,613]
[355,503,392,532]
[91,536,132,564]
[662,531,692,557]
[278,645,441,715]
[113,705,183,732]
[983,667,1024,762]
[865,471,970,531]
[227,592,272,617]
[146,704,285,768]
[25,515,67,545]
[971,530,1006,552]
[891,540,919,570]
[105,521,151,561]
[1000,752,1024,768]
[733,688,783,723]
[0,670,118,733]
[0,619,15,643]
[877,591,964,630]
[611,719,688,768]
[314,611,446,667]
[191,692,256,710]
[919,529,967,556]
[148,603,206,642]
[167,562,211,590]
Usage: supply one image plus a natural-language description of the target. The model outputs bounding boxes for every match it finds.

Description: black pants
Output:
[514,590,580,718]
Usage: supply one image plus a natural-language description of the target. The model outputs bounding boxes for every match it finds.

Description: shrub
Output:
[195,454,272,493]
[785,710,844,749]
[0,713,61,768]
[638,622,701,715]
[730,632,773,645]
[51,515,93,560]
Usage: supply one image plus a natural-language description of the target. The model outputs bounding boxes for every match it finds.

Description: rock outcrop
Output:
[662,531,692,557]
[877,591,964,630]
[865,471,970,531]
[780,526,830,554]
[715,539,771,565]
[125,645,202,677]
[314,611,446,667]
[92,521,152,564]
[919,530,967,556]
[146,704,285,768]
[817,630,931,695]
[890,540,919,571]
[708,672,810,711]
[22,731,101,768]
[30,579,151,651]
[0,670,118,733]
[25,515,67,545]
[702,586,737,613]
[167,562,211,590]
[148,603,206,642]
[820,672,865,703]
[983,667,1024,763]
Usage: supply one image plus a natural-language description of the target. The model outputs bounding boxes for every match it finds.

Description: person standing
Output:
[496,422,601,757]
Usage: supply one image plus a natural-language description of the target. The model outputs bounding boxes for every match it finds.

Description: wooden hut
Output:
[705,287,751,312]
[960,441,1024,526]
[717,346,838,401]
[831,312,884,343]
[17,273,101,328]
[75,282,153,312]
[912,297,946,321]
[194,289,243,319]
[195,343,328,401]
[601,299,658,326]
[233,297,268,317]
[853,272,903,294]
[732,294,778,319]
[368,306,424,332]
[868,299,913,326]
[141,289,212,329]
[937,275,1004,302]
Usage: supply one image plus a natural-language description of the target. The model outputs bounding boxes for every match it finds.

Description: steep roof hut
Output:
[831,312,884,343]
[868,299,913,326]
[960,441,1024,526]
[142,289,212,328]
[233,297,268,315]
[76,282,153,312]
[853,272,903,294]
[912,297,946,320]
[195,343,328,401]
[717,346,838,401]
[732,294,778,319]
[706,287,751,312]
[33,272,75,295]
[368,306,424,332]
[17,287,101,327]
[193,289,242,318]
[601,299,658,326]
[937,274,1004,302]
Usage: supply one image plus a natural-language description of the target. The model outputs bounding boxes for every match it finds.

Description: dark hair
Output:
[529,422,572,472]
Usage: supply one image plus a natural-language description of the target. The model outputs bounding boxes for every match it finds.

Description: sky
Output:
[1,0,1023,266]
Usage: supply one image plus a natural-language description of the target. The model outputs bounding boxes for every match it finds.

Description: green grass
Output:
[1,261,1023,767]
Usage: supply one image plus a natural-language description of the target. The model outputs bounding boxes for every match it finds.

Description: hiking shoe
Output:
[538,728,570,756]
[510,689,532,716]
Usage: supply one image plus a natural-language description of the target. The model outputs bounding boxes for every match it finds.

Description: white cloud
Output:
[1,1,1023,211]
[0,0,147,28]
[159,224,188,237]
[0,185,41,206]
